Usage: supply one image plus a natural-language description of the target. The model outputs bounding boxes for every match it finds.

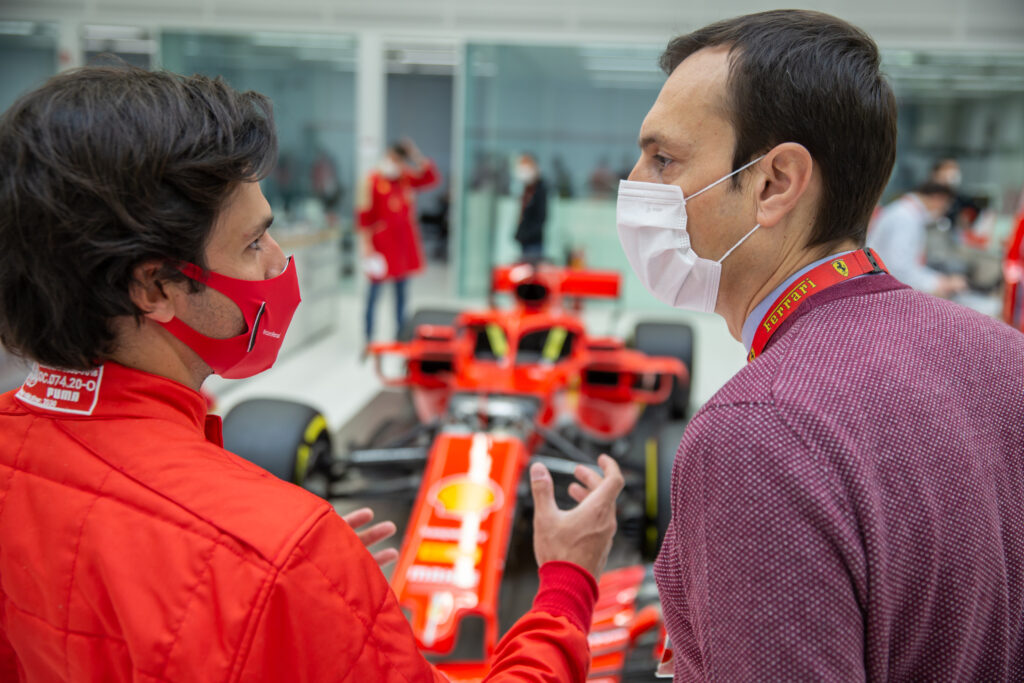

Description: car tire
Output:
[643,419,688,561]
[632,321,694,420]
[222,399,331,486]
[397,308,461,343]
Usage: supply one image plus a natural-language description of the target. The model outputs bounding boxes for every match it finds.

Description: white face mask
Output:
[515,164,538,184]
[379,157,401,179]
[616,155,764,313]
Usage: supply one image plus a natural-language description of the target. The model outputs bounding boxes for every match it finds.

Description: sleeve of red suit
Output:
[236,507,596,682]
[408,159,441,189]
[657,402,866,681]
[356,193,377,231]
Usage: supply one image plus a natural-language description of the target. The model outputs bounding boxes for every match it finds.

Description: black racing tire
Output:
[632,321,694,420]
[643,419,688,561]
[397,308,461,343]
[222,399,331,486]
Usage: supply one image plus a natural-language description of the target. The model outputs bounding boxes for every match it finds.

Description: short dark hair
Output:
[389,141,410,160]
[0,65,276,370]
[915,181,955,198]
[660,10,897,248]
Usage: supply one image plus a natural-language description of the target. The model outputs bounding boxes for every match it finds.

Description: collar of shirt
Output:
[14,361,219,443]
[741,249,861,352]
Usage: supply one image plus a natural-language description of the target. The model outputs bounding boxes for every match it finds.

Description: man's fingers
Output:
[372,548,399,567]
[573,464,604,491]
[567,482,588,503]
[587,455,625,504]
[358,520,397,548]
[342,507,374,530]
[529,463,558,520]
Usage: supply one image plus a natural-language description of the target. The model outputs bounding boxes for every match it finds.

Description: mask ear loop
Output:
[684,154,766,202]
[717,223,761,264]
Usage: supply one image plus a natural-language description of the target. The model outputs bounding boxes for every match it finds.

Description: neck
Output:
[721,238,859,341]
[108,317,210,392]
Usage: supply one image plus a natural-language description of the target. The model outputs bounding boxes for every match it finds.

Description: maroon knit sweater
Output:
[654,273,1024,681]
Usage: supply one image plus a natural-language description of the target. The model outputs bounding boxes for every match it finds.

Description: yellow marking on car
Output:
[645,437,658,520]
[417,540,482,565]
[295,414,328,483]
[437,480,496,515]
[542,326,568,362]
[485,323,508,358]
[294,445,310,484]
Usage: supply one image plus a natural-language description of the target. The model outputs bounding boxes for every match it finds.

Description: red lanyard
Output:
[747,248,888,362]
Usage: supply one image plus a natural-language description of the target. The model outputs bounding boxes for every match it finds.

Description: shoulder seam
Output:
[227,506,334,682]
[62,466,117,681]
[0,413,35,526]
[291,528,421,683]
[157,536,219,680]
[50,419,318,567]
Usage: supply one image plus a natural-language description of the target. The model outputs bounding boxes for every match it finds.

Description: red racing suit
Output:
[357,161,439,282]
[1004,207,1024,332]
[0,362,595,681]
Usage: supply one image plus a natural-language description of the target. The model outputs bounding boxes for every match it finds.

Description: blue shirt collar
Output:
[741,250,860,352]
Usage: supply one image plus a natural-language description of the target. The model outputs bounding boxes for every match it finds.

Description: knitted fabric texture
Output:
[655,274,1024,681]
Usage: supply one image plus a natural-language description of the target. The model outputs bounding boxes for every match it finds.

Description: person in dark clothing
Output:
[514,153,548,259]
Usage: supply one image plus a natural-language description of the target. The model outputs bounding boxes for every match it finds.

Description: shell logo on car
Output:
[429,475,504,520]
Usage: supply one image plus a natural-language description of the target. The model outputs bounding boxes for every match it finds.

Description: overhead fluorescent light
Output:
[83,25,147,40]
[0,21,35,36]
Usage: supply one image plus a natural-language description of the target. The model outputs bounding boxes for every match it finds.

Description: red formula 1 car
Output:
[223,263,695,681]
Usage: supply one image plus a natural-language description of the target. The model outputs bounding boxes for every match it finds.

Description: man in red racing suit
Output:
[0,66,623,682]
[1003,202,1024,333]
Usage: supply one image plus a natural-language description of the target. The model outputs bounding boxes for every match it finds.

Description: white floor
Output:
[203,262,749,432]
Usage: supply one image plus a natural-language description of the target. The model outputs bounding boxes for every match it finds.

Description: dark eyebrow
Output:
[245,215,274,242]
[638,133,663,150]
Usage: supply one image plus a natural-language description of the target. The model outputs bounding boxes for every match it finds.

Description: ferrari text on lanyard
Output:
[747,248,888,362]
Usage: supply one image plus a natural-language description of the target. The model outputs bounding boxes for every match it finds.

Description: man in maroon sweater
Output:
[617,10,1024,681]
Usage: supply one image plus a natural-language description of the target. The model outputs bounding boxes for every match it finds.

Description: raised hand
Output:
[529,454,624,579]
[343,507,399,567]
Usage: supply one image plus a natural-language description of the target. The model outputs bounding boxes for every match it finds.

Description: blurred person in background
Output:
[0,65,625,682]
[587,157,616,198]
[620,9,1024,680]
[357,138,438,344]
[1004,197,1024,333]
[514,152,548,259]
[930,157,982,231]
[552,155,575,198]
[867,181,968,297]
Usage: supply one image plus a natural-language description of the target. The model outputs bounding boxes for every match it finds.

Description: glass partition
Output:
[884,49,1024,235]
[0,22,57,114]
[161,31,360,350]
[458,42,1024,307]
[459,43,663,303]
[161,31,358,235]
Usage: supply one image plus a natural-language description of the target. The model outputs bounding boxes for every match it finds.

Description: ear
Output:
[754,142,814,229]
[129,261,183,324]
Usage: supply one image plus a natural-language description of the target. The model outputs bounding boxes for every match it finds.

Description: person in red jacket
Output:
[358,139,438,344]
[0,65,623,681]
[1004,198,1024,333]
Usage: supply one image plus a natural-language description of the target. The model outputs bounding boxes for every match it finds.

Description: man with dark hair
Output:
[867,181,968,297]
[0,65,624,681]
[514,152,548,258]
[616,9,1024,680]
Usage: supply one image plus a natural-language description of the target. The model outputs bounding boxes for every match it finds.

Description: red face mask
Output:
[159,257,301,379]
